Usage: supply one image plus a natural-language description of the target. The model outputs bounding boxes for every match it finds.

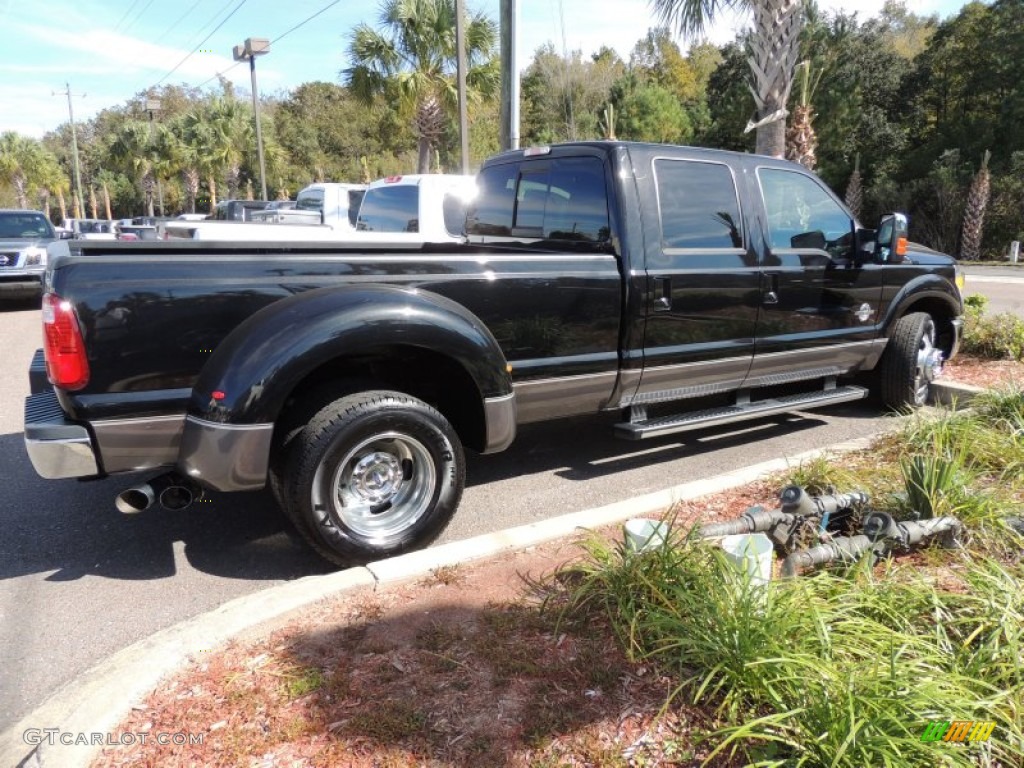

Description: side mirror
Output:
[875,213,909,263]
[59,230,75,240]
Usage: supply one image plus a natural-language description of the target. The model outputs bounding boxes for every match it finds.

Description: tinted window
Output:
[296,189,324,211]
[656,159,742,249]
[442,192,469,236]
[544,158,609,242]
[759,168,853,255]
[0,212,54,238]
[466,163,516,236]
[357,185,420,232]
[347,189,366,227]
[467,157,609,243]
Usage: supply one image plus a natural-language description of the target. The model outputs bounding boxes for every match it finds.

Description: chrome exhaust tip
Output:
[115,485,155,514]
[116,472,202,514]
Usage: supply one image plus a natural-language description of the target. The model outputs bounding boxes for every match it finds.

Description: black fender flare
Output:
[188,284,512,424]
[879,273,962,338]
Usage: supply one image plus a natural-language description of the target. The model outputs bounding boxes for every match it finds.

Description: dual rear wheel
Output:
[271,390,465,567]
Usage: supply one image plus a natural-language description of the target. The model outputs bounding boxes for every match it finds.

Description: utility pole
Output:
[499,0,520,151]
[455,0,470,173]
[53,82,85,219]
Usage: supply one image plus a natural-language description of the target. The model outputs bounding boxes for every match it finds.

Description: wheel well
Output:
[275,346,487,452]
[891,298,958,358]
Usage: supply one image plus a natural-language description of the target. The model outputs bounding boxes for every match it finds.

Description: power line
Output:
[113,0,144,33]
[120,0,160,36]
[149,0,248,89]
[153,0,206,49]
[272,0,341,45]
[195,0,342,89]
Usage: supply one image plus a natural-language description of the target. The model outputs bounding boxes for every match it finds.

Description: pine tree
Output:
[845,154,863,220]
[785,61,818,170]
[959,150,991,261]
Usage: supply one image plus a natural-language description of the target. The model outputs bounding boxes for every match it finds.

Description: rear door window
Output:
[357,185,420,232]
[655,159,743,250]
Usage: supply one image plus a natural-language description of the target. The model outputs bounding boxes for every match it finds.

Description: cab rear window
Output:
[356,185,420,233]
[467,156,609,244]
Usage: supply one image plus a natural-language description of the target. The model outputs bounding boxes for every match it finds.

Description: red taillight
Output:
[42,293,90,390]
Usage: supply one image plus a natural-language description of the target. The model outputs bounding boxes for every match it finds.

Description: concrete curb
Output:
[0,384,977,768]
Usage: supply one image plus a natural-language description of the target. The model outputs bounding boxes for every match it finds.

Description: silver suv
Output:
[0,210,62,299]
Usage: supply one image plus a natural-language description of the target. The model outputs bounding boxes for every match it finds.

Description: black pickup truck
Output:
[25,141,964,566]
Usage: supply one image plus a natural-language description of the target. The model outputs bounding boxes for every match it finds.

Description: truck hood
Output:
[904,241,956,266]
[0,238,54,249]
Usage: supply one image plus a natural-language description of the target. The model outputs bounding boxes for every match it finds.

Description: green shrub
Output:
[961,295,1024,360]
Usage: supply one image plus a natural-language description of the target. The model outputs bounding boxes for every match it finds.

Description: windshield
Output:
[0,212,54,239]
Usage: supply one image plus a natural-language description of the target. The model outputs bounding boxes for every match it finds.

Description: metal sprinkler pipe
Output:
[781,513,964,577]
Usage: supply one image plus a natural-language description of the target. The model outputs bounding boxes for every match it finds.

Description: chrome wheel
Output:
[326,431,436,539]
[914,325,943,405]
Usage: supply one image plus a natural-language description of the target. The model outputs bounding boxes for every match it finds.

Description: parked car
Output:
[0,209,64,298]
[162,175,470,243]
[64,218,117,240]
[25,141,964,568]
[211,200,274,221]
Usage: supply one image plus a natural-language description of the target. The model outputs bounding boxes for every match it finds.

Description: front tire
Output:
[283,390,464,567]
[879,312,943,409]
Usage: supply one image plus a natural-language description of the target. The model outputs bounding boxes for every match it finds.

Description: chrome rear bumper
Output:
[23,390,100,479]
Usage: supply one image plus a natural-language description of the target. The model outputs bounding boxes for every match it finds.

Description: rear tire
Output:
[282,390,464,567]
[879,312,942,409]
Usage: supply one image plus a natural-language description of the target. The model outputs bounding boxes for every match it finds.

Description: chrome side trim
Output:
[745,340,882,382]
[91,414,186,473]
[23,390,100,479]
[482,393,517,454]
[177,417,275,492]
[513,371,618,424]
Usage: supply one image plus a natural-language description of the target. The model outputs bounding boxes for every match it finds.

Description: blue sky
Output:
[1,0,970,138]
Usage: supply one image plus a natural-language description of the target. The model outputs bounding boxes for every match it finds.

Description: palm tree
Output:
[344,0,499,174]
[204,96,250,200]
[0,131,45,208]
[651,0,803,158]
[171,113,207,214]
[785,60,819,169]
[959,150,991,262]
[107,120,157,216]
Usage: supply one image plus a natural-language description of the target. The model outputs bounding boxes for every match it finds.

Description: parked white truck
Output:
[162,175,475,243]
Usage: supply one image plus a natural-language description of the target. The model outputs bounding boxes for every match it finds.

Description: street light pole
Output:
[54,82,86,219]
[233,38,270,201]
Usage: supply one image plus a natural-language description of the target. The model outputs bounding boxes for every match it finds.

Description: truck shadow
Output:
[0,431,333,583]
[467,401,884,486]
[0,400,885,583]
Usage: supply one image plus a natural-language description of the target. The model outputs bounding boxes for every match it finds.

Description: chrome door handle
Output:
[763,291,779,305]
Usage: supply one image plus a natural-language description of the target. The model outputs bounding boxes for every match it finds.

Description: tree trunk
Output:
[208,175,218,214]
[72,193,82,220]
[747,0,802,159]
[417,137,432,174]
[57,190,67,223]
[182,168,199,214]
[13,173,27,209]
[102,183,113,220]
[89,187,99,219]
[755,118,787,158]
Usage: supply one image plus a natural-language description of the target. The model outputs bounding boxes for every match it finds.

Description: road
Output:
[1,272,1019,732]
[961,265,1024,315]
